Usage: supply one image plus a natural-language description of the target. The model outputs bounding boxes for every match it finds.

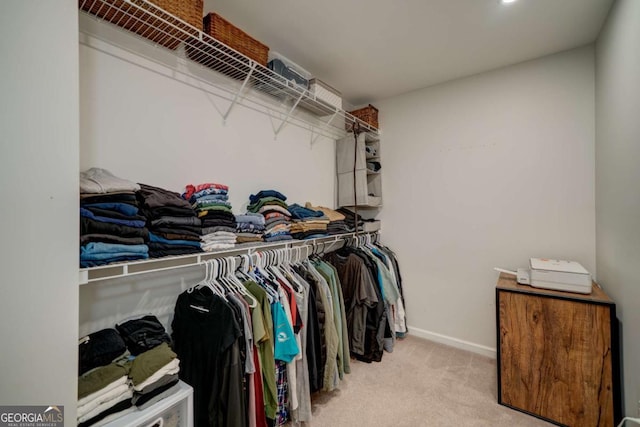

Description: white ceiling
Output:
[203,0,613,106]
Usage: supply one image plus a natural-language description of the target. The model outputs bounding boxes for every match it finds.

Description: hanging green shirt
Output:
[245,280,278,420]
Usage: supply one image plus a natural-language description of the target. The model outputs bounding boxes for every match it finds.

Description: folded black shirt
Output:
[81,217,149,240]
[116,315,171,356]
[78,328,127,376]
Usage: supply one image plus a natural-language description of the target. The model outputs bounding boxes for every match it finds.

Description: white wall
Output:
[78,18,336,334]
[0,0,79,422]
[377,46,596,355]
[79,17,336,212]
[596,0,640,416]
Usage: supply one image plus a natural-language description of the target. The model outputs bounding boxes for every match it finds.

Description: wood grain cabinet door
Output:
[498,290,614,427]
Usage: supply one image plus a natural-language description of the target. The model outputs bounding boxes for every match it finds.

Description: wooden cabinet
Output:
[496,274,621,427]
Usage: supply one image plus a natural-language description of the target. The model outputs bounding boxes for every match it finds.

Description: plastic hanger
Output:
[189,261,209,293]
[235,254,254,282]
[208,259,228,301]
[187,261,211,312]
[228,257,258,308]
[216,258,231,292]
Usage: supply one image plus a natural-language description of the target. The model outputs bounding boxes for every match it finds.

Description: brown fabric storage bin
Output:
[203,13,269,66]
[347,104,379,131]
[79,0,203,50]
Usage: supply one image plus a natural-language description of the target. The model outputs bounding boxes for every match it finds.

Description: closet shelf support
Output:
[222,63,256,123]
[273,92,305,138]
[311,110,339,146]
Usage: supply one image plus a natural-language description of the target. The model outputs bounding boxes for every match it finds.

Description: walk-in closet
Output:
[2,1,639,426]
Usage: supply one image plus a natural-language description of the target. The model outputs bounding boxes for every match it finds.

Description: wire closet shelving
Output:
[78,0,380,141]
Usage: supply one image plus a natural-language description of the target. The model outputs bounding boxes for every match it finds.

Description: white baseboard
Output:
[407,325,497,359]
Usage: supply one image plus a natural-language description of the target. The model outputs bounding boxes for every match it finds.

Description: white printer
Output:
[495,258,593,294]
[529,258,592,294]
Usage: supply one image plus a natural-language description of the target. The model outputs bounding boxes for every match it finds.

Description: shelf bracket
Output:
[273,91,305,138]
[311,110,339,145]
[222,63,256,123]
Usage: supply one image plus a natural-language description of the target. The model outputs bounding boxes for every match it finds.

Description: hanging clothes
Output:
[244,280,278,425]
[171,288,244,427]
[168,236,405,427]
[324,250,378,360]
[312,260,351,377]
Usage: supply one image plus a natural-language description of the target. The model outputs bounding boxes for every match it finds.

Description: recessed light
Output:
[501,0,518,4]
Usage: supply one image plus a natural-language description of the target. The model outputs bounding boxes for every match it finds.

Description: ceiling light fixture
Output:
[501,0,518,4]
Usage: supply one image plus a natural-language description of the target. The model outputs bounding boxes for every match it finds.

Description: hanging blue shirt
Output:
[271,301,299,363]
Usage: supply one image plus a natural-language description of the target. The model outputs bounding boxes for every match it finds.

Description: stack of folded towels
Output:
[288,203,330,239]
[77,329,133,427]
[235,212,265,243]
[137,184,203,258]
[79,168,149,267]
[116,315,179,410]
[247,190,292,242]
[304,203,349,235]
[183,183,237,250]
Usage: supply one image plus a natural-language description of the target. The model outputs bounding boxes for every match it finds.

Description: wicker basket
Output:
[347,104,379,131]
[80,0,203,50]
[203,13,269,66]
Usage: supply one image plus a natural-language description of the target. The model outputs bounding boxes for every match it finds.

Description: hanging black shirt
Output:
[171,288,242,427]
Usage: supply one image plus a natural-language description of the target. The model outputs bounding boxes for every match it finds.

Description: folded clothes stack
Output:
[336,207,365,232]
[128,343,180,409]
[137,184,203,258]
[77,329,134,427]
[80,168,149,267]
[183,183,237,250]
[304,203,349,235]
[77,315,182,427]
[247,190,292,242]
[235,212,265,243]
[116,315,180,409]
[287,203,330,239]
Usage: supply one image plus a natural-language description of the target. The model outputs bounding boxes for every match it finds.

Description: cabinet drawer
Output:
[104,381,193,427]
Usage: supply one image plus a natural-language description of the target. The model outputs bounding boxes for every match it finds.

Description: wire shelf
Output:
[78,0,380,140]
[78,232,376,284]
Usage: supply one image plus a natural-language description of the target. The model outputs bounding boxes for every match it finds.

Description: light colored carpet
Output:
[300,335,553,426]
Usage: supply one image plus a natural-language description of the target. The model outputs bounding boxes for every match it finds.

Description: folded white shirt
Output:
[80,167,140,194]
[78,383,131,419]
[133,358,180,392]
[77,375,128,408]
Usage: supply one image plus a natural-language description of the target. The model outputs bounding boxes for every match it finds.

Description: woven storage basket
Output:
[203,13,269,66]
[347,104,379,131]
[80,0,203,50]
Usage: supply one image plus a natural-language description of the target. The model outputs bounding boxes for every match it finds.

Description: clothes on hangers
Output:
[77,234,407,427]
[171,287,244,427]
